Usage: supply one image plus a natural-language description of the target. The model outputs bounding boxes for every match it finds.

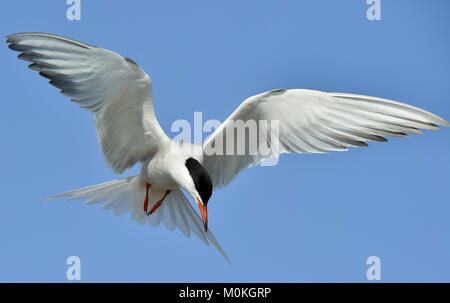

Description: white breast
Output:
[139,142,202,190]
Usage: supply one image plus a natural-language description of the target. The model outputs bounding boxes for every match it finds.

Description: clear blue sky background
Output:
[1,0,449,282]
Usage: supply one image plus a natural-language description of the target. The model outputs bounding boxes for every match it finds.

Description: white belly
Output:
[139,141,202,190]
[140,154,180,190]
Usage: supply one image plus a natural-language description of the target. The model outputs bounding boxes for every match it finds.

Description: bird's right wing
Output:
[43,176,230,263]
[202,89,449,190]
[7,33,168,174]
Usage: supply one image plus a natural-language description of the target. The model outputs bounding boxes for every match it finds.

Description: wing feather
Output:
[202,89,449,189]
[7,32,168,173]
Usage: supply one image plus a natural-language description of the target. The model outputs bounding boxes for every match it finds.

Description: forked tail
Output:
[43,175,230,263]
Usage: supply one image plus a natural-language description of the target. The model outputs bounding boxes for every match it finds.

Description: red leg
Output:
[148,190,171,215]
[143,183,151,214]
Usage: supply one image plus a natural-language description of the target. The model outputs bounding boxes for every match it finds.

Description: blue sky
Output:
[1,0,449,282]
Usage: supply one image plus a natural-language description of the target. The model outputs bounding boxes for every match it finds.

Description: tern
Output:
[7,33,449,262]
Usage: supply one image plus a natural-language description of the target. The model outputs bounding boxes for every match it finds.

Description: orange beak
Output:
[196,198,208,232]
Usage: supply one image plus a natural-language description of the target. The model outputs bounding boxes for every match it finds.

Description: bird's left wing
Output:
[7,33,168,174]
[202,89,449,189]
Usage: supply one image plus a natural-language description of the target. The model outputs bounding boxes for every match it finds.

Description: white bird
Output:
[7,33,449,262]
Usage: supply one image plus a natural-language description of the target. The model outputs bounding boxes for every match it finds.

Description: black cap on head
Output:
[185,157,213,205]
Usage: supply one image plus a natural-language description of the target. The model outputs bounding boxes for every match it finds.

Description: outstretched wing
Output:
[44,176,230,263]
[7,33,168,174]
[202,89,449,189]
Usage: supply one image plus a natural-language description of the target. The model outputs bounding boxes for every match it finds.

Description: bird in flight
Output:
[7,33,449,262]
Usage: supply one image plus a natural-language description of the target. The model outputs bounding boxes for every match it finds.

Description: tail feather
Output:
[43,175,230,263]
